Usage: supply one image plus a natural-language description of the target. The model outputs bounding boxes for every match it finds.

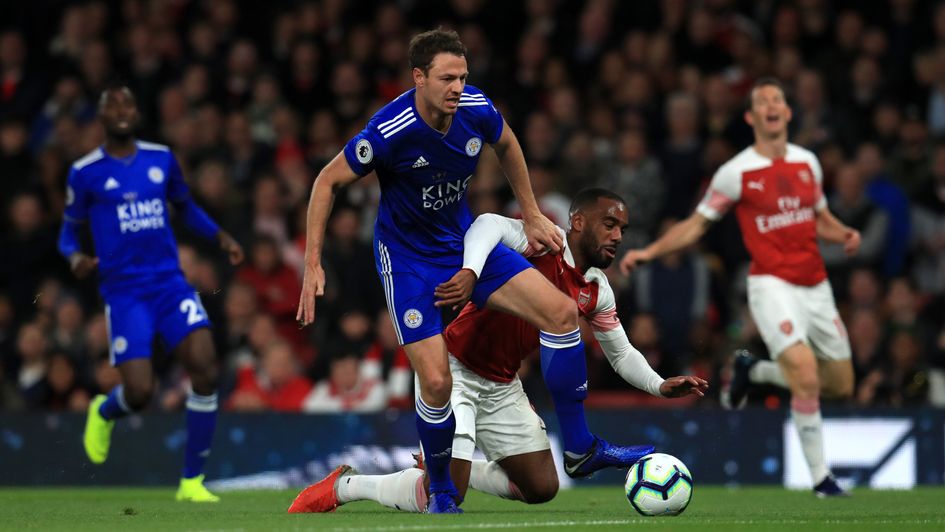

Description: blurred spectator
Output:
[820,163,889,292]
[857,329,928,407]
[15,322,47,407]
[51,296,85,361]
[228,341,313,412]
[1,193,62,318]
[319,206,383,330]
[43,352,89,411]
[856,143,910,277]
[0,30,45,121]
[628,219,710,374]
[598,129,664,250]
[303,351,387,413]
[660,92,703,218]
[236,235,306,358]
[911,142,945,294]
[505,163,571,227]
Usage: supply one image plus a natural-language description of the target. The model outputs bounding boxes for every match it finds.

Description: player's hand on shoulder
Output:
[218,232,245,265]
[619,249,650,275]
[434,268,477,311]
[843,229,861,256]
[659,376,709,398]
[297,262,326,328]
[523,213,563,254]
[69,253,99,279]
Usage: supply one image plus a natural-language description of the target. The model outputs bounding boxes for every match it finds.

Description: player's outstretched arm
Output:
[491,120,563,254]
[297,152,363,327]
[815,207,861,256]
[619,212,713,275]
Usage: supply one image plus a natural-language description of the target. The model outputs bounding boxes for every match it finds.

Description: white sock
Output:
[469,460,523,501]
[335,468,427,513]
[749,360,789,388]
[791,397,830,485]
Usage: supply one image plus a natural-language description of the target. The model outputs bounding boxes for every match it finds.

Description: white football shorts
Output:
[448,354,551,462]
[747,274,851,361]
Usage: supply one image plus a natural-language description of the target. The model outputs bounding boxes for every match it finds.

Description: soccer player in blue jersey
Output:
[297,30,647,513]
[58,84,244,502]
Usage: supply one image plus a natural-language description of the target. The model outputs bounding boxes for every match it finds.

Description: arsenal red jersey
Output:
[444,245,619,383]
[697,143,827,286]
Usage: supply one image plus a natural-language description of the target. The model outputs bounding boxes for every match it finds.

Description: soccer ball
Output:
[624,453,693,516]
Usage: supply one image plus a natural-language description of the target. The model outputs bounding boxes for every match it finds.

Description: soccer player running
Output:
[59,84,244,502]
[620,78,859,497]
[289,189,708,514]
[297,30,642,513]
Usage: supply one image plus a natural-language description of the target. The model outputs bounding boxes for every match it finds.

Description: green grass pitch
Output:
[1,486,944,531]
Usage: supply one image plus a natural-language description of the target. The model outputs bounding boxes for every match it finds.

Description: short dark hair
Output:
[98,80,134,108]
[745,76,786,111]
[408,29,466,74]
[569,188,626,217]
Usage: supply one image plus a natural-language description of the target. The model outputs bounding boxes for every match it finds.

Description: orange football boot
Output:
[287,465,355,513]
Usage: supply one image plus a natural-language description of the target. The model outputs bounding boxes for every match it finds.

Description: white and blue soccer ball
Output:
[624,453,693,516]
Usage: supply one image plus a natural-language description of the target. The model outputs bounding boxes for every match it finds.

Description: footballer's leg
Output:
[818,359,854,400]
[85,299,154,464]
[158,282,219,502]
[778,343,846,497]
[495,451,558,504]
[172,328,220,502]
[480,264,597,459]
[375,239,461,513]
[404,336,462,513]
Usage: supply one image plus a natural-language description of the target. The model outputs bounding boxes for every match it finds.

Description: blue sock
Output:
[98,384,132,421]
[540,329,594,455]
[416,396,457,495]
[183,390,218,479]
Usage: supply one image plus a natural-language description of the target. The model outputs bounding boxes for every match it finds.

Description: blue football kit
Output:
[343,86,531,345]
[58,140,219,365]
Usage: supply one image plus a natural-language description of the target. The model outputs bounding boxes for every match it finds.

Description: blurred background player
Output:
[295,29,599,514]
[58,84,244,502]
[289,189,707,514]
[620,78,859,497]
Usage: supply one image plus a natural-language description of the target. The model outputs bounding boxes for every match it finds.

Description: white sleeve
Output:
[809,153,828,211]
[695,161,741,221]
[584,271,665,397]
[462,214,565,277]
[462,214,531,277]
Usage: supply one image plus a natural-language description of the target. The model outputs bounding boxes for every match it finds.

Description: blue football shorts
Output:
[374,238,531,345]
[103,276,211,365]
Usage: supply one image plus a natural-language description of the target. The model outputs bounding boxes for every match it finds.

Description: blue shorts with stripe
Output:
[104,275,211,366]
[374,238,531,345]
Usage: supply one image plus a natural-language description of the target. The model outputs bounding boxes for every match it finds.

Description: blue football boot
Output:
[426,485,464,514]
[564,437,654,479]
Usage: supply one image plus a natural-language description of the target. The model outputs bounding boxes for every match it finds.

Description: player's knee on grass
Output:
[518,471,558,504]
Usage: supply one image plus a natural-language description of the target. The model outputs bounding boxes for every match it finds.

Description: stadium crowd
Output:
[2,0,945,412]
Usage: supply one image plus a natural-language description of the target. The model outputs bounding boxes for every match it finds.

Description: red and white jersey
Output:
[445,215,664,396]
[696,143,828,286]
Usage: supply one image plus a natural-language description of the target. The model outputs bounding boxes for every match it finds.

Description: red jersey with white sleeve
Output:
[443,214,664,396]
[696,143,827,286]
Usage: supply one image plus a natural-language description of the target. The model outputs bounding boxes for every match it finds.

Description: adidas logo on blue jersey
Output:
[412,156,429,168]
[104,177,120,190]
